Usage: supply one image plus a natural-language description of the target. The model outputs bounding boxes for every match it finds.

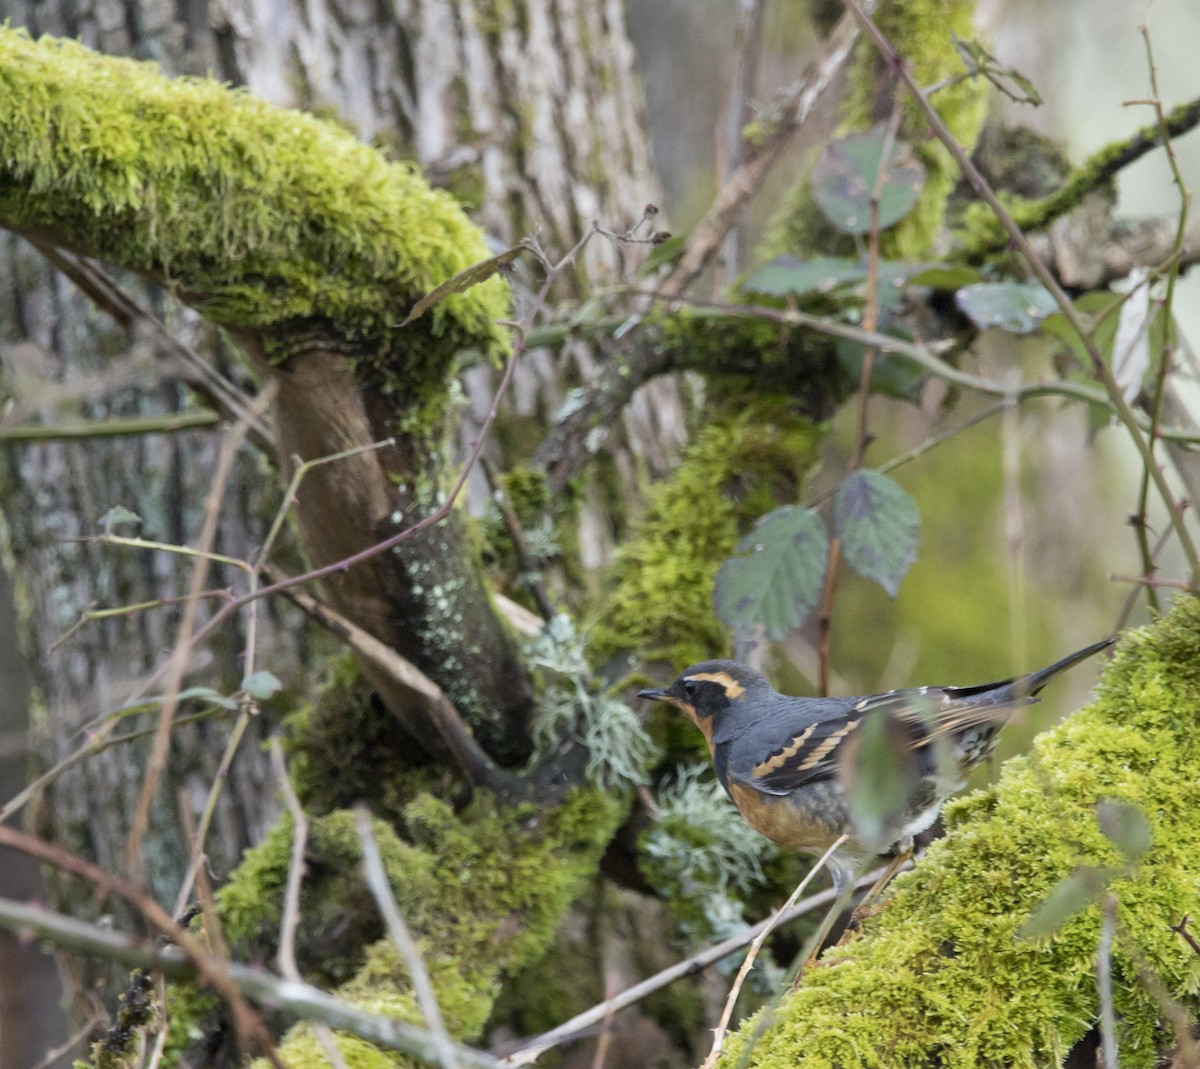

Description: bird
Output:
[639,637,1115,894]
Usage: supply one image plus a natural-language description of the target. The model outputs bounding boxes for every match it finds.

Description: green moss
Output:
[213,789,622,1067]
[763,0,988,261]
[285,654,444,825]
[590,398,821,671]
[719,598,1200,1068]
[0,27,508,391]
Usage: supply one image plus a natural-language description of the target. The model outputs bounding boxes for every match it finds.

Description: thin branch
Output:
[125,413,253,881]
[271,738,308,984]
[170,709,253,919]
[272,740,352,1069]
[0,409,221,441]
[1171,915,1200,959]
[355,805,458,1069]
[501,863,896,1066]
[701,835,848,1069]
[842,0,1200,582]
[0,895,503,1069]
[28,240,273,452]
[0,826,281,1066]
[29,1017,98,1069]
[263,563,515,796]
[645,293,1200,445]
[1097,895,1118,1069]
[964,95,1200,258]
[658,5,874,300]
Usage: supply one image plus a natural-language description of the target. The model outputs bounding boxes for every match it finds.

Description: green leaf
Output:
[1095,800,1152,862]
[952,36,1042,106]
[955,281,1058,334]
[742,256,867,298]
[838,712,921,854]
[906,266,984,290]
[836,341,927,401]
[242,670,282,700]
[97,506,142,533]
[639,233,686,274]
[402,243,528,326]
[811,129,926,235]
[1019,866,1118,938]
[713,507,828,643]
[834,470,920,597]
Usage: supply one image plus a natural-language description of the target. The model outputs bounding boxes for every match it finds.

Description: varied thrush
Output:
[639,637,1114,891]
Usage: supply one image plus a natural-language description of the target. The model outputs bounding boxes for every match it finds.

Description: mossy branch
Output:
[721,598,1200,1069]
[958,96,1200,260]
[0,26,508,369]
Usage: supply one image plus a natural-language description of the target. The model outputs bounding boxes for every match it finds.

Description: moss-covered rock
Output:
[719,597,1200,1068]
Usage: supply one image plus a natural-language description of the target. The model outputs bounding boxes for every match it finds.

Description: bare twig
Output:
[1170,915,1200,958]
[170,709,252,918]
[501,862,896,1066]
[271,738,308,983]
[701,835,849,1069]
[842,0,1200,581]
[0,895,504,1069]
[272,740,352,1069]
[263,564,514,795]
[355,805,458,1069]
[28,1017,98,1069]
[1097,895,1118,1069]
[1109,573,1196,592]
[0,826,281,1067]
[126,412,254,881]
[658,6,875,300]
[632,295,1200,445]
[28,241,273,451]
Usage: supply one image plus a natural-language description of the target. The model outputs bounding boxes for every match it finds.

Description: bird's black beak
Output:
[638,687,670,703]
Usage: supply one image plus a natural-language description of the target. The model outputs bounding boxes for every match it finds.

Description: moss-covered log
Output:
[720,597,1200,1068]
[0,26,533,755]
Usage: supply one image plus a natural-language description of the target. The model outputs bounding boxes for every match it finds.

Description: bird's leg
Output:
[842,848,911,935]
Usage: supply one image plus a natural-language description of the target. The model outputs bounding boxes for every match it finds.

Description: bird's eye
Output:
[682,680,698,700]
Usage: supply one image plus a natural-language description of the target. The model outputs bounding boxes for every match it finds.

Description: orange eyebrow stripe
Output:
[752,723,817,776]
[684,671,745,699]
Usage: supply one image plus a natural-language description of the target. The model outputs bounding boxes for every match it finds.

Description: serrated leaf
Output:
[1095,800,1152,862]
[713,507,828,642]
[956,281,1058,334]
[402,244,528,326]
[907,266,984,290]
[242,670,283,701]
[811,129,926,235]
[98,506,142,533]
[834,470,920,597]
[1019,866,1117,938]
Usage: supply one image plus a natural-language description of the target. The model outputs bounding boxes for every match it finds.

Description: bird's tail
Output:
[946,636,1115,704]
